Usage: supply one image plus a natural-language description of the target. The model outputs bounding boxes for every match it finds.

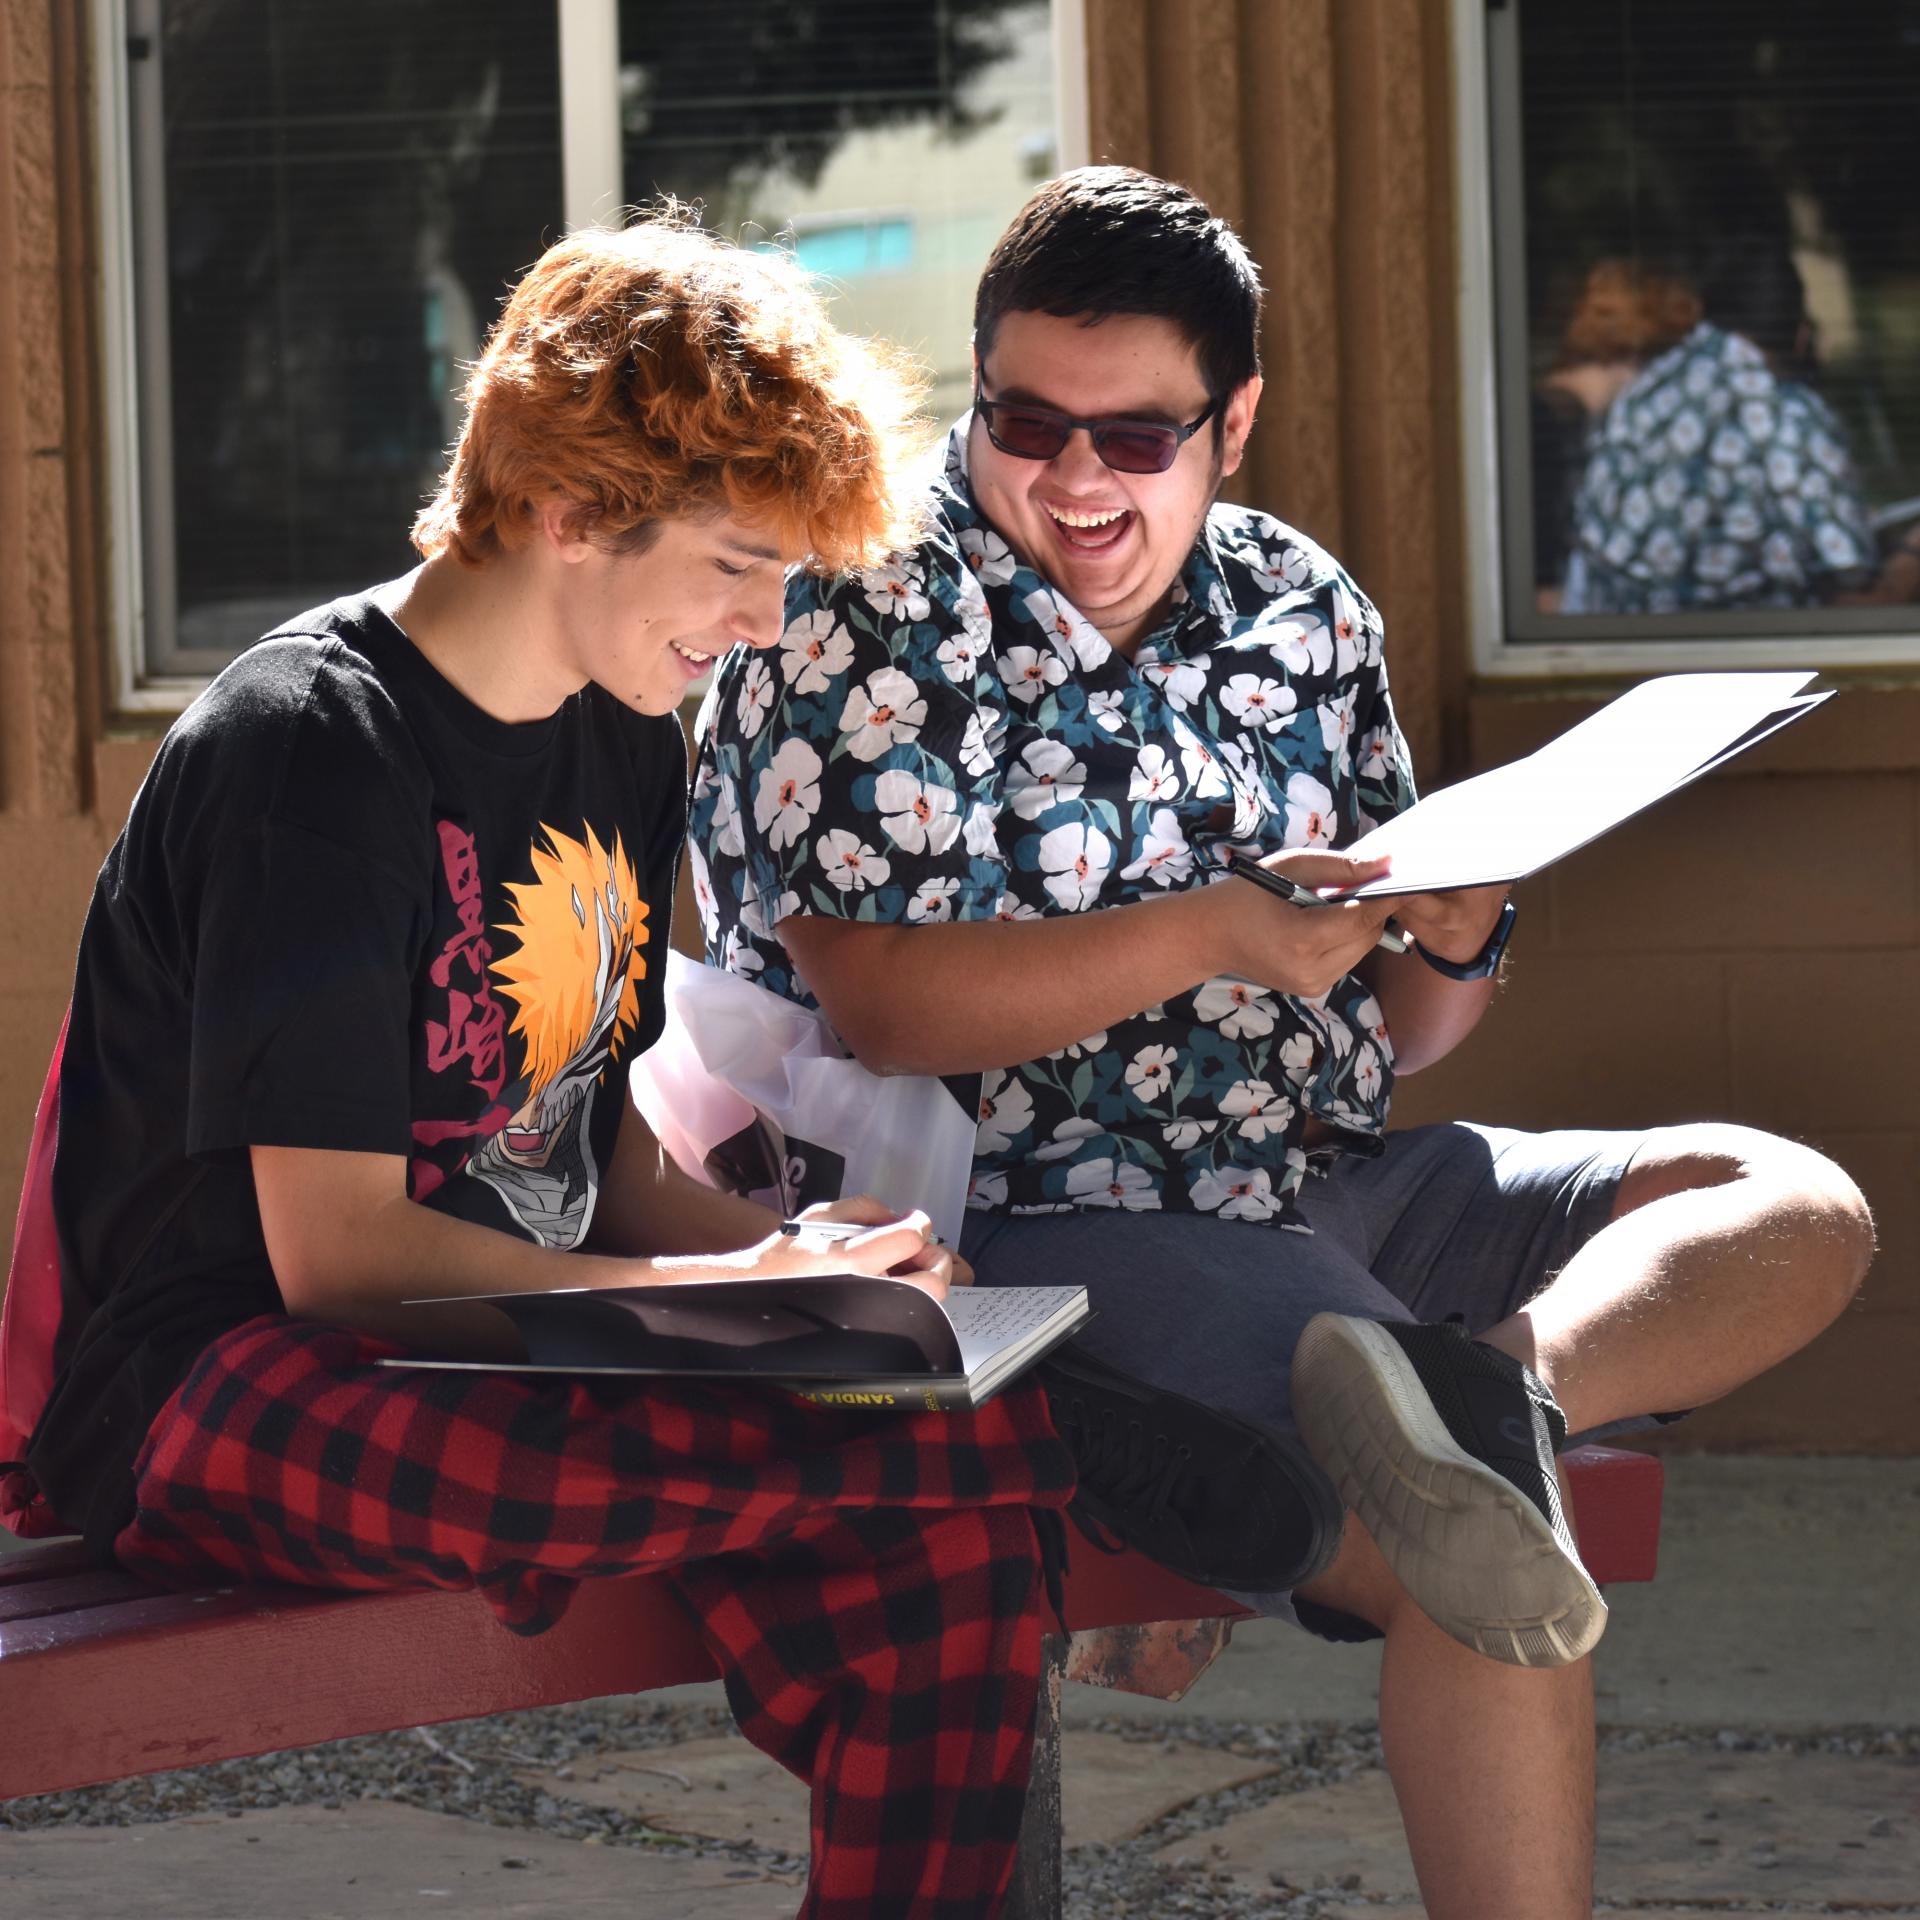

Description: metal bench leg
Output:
[1005,1631,1066,1919]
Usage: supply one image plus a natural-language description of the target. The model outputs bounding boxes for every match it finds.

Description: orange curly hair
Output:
[413,207,931,574]
[1558,259,1703,367]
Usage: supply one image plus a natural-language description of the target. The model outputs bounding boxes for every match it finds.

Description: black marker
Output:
[1223,847,1409,955]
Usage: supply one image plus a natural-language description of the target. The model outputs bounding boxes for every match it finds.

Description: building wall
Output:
[1,0,1913,1450]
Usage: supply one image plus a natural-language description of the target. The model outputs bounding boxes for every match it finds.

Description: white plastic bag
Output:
[630,951,978,1248]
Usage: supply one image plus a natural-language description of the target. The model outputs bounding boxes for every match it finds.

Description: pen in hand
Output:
[779,1219,947,1247]
[1222,847,1409,955]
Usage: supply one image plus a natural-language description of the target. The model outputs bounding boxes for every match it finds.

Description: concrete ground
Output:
[3,1455,1916,1918]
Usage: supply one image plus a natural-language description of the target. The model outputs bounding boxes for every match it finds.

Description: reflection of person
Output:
[694,168,1875,1916]
[1533,261,1704,608]
[24,214,1317,1916]
[1563,243,1881,612]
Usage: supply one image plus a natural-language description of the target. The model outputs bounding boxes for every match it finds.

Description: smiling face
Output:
[969,310,1260,653]
[557,509,788,716]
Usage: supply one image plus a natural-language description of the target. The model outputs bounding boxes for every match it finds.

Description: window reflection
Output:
[1509,2,1920,627]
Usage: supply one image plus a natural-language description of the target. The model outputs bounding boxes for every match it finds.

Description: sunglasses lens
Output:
[986,404,1071,460]
[1093,424,1181,474]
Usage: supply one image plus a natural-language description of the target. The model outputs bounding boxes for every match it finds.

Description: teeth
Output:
[1047,505,1127,530]
[671,642,715,663]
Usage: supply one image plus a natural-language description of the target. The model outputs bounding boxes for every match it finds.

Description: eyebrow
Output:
[723,538,784,563]
[987,382,1187,428]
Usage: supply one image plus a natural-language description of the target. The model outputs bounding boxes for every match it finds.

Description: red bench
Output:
[0,1020,1665,1911]
[0,1443,1661,1912]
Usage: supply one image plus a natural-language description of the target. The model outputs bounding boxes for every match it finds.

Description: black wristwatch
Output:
[1414,898,1517,981]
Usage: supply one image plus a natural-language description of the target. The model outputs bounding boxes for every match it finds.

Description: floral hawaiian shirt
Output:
[1566,323,1875,615]
[688,421,1416,1229]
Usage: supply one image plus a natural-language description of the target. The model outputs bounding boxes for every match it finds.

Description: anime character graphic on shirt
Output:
[466,822,649,1247]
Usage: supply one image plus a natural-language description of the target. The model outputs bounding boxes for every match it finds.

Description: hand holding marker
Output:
[1223,847,1409,955]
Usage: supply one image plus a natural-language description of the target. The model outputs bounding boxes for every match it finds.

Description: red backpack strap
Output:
[1,1007,72,1536]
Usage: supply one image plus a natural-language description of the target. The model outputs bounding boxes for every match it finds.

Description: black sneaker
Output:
[1037,1345,1342,1594]
[1290,1313,1605,1667]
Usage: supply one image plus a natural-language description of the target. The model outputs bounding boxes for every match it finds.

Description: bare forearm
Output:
[785,890,1233,1076]
[1360,947,1500,1075]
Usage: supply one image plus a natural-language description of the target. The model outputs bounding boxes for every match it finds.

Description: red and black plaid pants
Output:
[116,1316,1077,1919]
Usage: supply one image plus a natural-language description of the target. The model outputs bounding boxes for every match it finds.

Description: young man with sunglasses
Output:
[692,168,1872,1917]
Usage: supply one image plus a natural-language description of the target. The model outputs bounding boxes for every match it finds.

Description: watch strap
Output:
[1414,898,1517,981]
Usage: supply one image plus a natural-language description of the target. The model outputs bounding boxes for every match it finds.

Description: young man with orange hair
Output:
[22,215,1313,1918]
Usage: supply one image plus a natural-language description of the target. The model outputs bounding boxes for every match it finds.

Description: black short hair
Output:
[973,167,1263,404]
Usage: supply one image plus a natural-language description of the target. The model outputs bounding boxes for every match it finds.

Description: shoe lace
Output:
[1060,1398,1193,1552]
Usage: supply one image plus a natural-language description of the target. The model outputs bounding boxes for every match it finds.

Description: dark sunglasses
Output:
[972,384,1219,475]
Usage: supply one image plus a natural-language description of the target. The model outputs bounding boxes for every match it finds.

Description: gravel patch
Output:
[5,1705,1913,1919]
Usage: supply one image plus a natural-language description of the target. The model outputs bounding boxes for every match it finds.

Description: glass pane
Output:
[1503,1,1920,631]
[618,0,1056,422]
[135,0,563,672]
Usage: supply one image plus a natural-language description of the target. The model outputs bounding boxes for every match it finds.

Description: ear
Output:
[537,497,595,564]
[1220,375,1263,478]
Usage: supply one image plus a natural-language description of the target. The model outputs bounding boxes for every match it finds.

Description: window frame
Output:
[95,0,1085,714]
[1452,0,1920,679]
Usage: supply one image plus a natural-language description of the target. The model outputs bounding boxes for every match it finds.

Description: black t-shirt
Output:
[29,589,686,1552]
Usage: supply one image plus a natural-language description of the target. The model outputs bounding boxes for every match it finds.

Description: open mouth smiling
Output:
[1044,502,1134,553]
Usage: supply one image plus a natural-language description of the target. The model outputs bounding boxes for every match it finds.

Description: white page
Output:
[948,1285,1087,1376]
[1342,672,1820,896]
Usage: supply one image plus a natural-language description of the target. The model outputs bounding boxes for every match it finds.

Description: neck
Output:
[383,550,585,723]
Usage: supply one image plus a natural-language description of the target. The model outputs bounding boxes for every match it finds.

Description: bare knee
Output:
[1613,1123,1875,1307]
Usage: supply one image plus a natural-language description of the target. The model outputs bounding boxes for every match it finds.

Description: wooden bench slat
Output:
[0,1444,1663,1805]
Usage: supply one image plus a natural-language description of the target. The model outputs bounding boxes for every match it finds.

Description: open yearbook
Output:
[393,1279,1091,1412]
[1341,670,1830,897]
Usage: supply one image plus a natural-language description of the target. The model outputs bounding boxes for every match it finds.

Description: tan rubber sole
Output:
[1291,1313,1606,1668]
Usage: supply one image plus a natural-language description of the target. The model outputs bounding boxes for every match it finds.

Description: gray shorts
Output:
[960,1122,1646,1630]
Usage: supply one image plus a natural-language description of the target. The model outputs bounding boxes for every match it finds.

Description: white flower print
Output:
[907,877,961,923]
[839,667,927,761]
[1193,977,1279,1040]
[778,609,853,696]
[959,707,998,777]
[1248,543,1313,596]
[1267,619,1333,677]
[1128,745,1182,804]
[1328,581,1369,673]
[1221,672,1296,733]
[1006,739,1089,821]
[1171,718,1230,799]
[710,766,745,858]
[967,1171,1008,1208]
[754,737,823,852]
[688,839,717,944]
[1317,689,1359,768]
[1220,1077,1293,1142]
[817,827,890,893]
[1189,1166,1280,1222]
[1353,1047,1383,1101]
[1283,772,1337,847]
[1120,808,1193,887]
[1037,821,1113,911]
[1065,1158,1161,1210]
[1277,1032,1316,1084]
[1022,588,1108,671]
[975,1070,1036,1153]
[1034,1116,1102,1160]
[1356,727,1394,781]
[738,888,800,942]
[963,801,1001,859]
[1141,654,1209,712]
[999,644,1069,705]
[936,631,983,683]
[1088,689,1130,735]
[721,924,763,982]
[861,559,931,624]
[993,891,1043,922]
[1124,1044,1179,1102]
[1353,992,1392,1058]
[735,657,774,741]
[873,769,961,855]
[1163,1117,1219,1151]
[958,525,1018,586]
[1044,1029,1108,1062]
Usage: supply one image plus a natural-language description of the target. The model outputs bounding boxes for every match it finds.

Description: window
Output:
[1461,0,1920,671]
[98,0,1074,706]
